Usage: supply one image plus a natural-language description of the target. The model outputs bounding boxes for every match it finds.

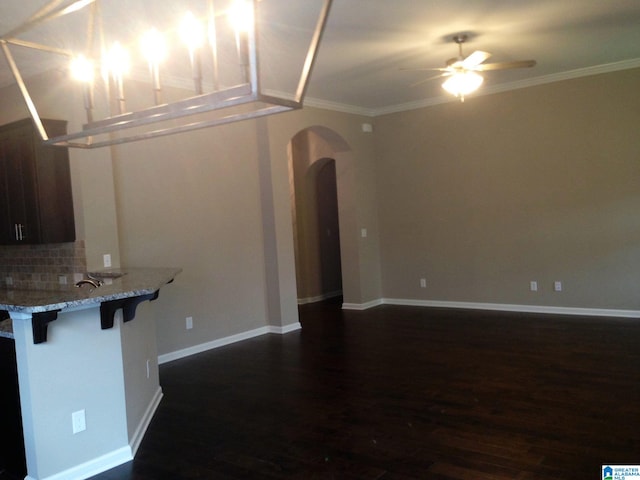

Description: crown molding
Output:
[302,96,377,117]
[309,58,640,118]
[473,57,640,104]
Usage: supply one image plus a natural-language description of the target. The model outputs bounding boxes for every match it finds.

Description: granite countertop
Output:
[0,267,181,315]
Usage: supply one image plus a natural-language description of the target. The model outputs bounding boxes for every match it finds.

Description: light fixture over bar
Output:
[0,0,333,148]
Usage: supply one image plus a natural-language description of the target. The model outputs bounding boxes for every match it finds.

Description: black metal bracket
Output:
[32,310,61,344]
[27,289,163,343]
[100,291,160,330]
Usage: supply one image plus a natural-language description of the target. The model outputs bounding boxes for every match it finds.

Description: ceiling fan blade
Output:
[462,50,491,68]
[410,72,450,87]
[476,60,537,71]
[400,67,450,72]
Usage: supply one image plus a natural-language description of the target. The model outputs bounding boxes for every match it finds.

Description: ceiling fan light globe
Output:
[442,71,483,97]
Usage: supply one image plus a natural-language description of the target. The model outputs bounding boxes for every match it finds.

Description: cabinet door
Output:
[0,137,10,244]
[1,126,40,244]
[0,119,74,245]
[33,120,75,244]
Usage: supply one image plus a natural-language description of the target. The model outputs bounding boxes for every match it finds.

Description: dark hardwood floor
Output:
[84,299,639,479]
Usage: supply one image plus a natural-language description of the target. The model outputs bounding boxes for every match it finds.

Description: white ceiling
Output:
[2,0,640,116]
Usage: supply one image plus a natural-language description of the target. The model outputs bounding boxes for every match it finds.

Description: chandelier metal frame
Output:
[0,0,333,148]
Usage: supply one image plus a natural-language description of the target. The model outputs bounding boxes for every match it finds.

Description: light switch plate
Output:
[72,410,86,434]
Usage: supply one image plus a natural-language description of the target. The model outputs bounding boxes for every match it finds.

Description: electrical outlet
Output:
[186,316,193,330]
[58,275,68,285]
[103,254,112,268]
[361,228,367,238]
[5,276,13,286]
[554,281,562,292]
[420,278,427,288]
[530,281,538,292]
[72,410,86,434]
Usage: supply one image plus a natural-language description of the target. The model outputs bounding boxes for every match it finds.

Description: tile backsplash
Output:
[0,241,87,290]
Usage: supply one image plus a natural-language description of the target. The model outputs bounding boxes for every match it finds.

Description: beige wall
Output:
[111,117,270,353]
[374,68,640,310]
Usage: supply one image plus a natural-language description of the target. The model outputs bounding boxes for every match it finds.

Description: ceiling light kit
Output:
[0,0,332,148]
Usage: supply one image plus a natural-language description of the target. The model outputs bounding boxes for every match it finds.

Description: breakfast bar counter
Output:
[0,267,180,313]
[2,267,180,480]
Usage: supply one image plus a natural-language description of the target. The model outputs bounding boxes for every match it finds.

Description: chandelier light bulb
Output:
[442,70,484,98]
[228,0,254,33]
[140,28,166,66]
[103,42,130,79]
[180,11,205,51]
[70,55,94,83]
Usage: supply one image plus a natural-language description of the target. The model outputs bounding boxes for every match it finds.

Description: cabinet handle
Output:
[15,224,25,241]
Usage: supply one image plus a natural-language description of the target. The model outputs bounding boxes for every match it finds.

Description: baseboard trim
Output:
[342,299,384,310]
[130,386,163,456]
[33,446,133,480]
[298,290,342,305]
[269,322,302,334]
[340,296,640,318]
[158,322,302,365]
[382,298,640,318]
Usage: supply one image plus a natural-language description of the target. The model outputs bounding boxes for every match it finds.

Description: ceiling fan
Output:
[408,34,537,101]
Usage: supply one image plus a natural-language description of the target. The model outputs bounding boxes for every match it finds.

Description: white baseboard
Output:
[383,298,640,318]
[33,446,133,480]
[342,298,384,310]
[130,386,163,456]
[298,290,342,305]
[158,322,302,365]
[342,297,640,318]
[269,322,302,334]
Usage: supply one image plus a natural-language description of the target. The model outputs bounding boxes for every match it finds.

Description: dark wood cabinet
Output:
[0,119,75,245]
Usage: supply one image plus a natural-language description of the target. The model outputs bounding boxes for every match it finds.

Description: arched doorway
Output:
[289,127,349,305]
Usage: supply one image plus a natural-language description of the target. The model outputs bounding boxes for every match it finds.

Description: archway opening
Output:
[289,127,350,305]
